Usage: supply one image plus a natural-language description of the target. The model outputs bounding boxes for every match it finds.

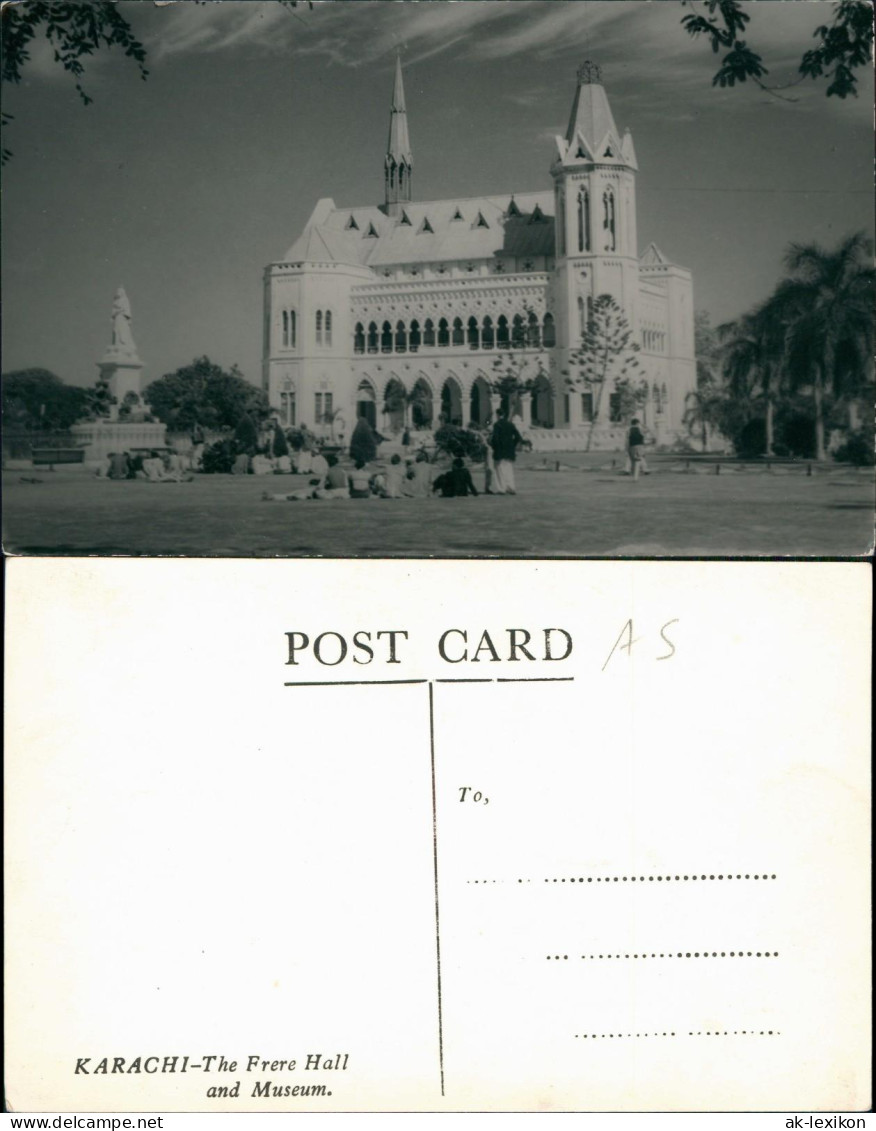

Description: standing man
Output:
[191,421,205,469]
[489,409,524,495]
[627,417,647,481]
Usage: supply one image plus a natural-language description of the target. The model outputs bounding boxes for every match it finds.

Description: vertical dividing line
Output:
[428,681,445,1097]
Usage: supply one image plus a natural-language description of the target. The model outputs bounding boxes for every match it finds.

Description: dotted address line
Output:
[467,873,777,884]
[575,1030,780,1039]
[547,950,779,960]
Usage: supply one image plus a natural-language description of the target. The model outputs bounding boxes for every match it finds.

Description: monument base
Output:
[71,420,168,467]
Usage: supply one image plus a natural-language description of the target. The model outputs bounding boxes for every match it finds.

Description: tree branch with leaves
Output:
[680,0,873,102]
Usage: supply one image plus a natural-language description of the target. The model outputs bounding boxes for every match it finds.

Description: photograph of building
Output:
[1,1,872,556]
[264,58,695,450]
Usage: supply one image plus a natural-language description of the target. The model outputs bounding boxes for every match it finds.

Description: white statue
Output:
[111,287,138,355]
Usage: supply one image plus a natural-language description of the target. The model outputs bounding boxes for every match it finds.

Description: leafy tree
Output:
[694,311,721,389]
[434,424,486,463]
[771,232,874,460]
[349,416,378,464]
[564,294,641,451]
[144,356,270,432]
[1,367,89,430]
[680,0,873,102]
[682,384,728,452]
[272,423,289,458]
[612,376,649,426]
[233,412,259,455]
[717,301,787,456]
[489,350,548,419]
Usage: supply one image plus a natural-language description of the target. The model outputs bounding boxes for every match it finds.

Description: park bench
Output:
[31,447,86,469]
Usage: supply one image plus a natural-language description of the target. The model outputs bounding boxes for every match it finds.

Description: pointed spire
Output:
[387,54,412,167]
[564,59,619,149]
[385,54,413,216]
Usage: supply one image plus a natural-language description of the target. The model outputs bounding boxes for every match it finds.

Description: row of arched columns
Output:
[353,370,557,432]
[353,312,556,354]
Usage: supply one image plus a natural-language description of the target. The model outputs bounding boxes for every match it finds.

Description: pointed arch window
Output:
[381,321,393,353]
[282,310,289,348]
[542,313,556,347]
[354,322,365,354]
[511,314,526,349]
[467,316,480,350]
[527,311,541,348]
[315,310,323,346]
[481,316,494,351]
[395,320,407,353]
[577,296,585,336]
[437,318,450,348]
[602,187,616,252]
[399,166,405,191]
[577,186,591,253]
[556,189,566,256]
[452,317,465,347]
[423,319,436,348]
[324,310,332,347]
[367,322,379,353]
[497,315,509,348]
[409,320,421,352]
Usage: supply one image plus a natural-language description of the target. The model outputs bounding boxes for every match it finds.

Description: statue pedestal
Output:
[99,350,145,415]
[71,420,167,468]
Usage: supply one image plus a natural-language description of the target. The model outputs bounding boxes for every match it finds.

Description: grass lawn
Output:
[3,454,873,557]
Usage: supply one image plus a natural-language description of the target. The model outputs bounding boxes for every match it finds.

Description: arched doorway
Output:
[356,378,377,430]
[531,375,555,428]
[383,377,406,433]
[441,377,463,426]
[410,377,434,430]
[469,375,493,428]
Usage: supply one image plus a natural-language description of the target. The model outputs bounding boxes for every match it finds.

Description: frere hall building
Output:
[262,59,695,449]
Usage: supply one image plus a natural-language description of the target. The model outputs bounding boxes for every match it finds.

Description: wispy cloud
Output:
[139,0,871,121]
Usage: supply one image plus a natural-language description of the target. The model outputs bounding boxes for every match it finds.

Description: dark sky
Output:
[2,0,872,388]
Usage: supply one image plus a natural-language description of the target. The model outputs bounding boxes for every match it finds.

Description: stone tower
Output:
[551,62,640,424]
[384,55,413,217]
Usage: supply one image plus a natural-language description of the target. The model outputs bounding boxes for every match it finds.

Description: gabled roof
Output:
[640,242,670,266]
[281,191,555,268]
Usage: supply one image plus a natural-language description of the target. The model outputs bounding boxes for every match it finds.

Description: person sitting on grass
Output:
[404,449,432,498]
[349,459,374,499]
[380,453,406,498]
[433,456,479,498]
[310,449,329,479]
[314,454,349,499]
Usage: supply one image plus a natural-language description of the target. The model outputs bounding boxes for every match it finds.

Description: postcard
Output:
[5,558,870,1112]
[2,0,873,556]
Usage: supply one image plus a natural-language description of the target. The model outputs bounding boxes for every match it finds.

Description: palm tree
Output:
[683,385,727,452]
[717,301,787,456]
[772,232,874,460]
